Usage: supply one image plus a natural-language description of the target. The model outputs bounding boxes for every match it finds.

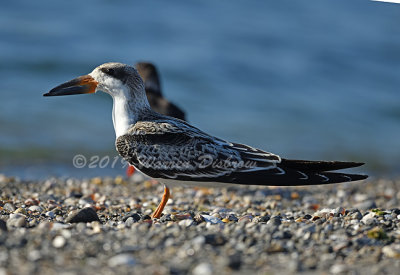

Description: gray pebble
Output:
[52,236,66,248]
[7,214,26,228]
[267,216,281,226]
[193,214,205,224]
[192,262,213,275]
[178,219,194,227]
[355,200,377,210]
[65,207,100,223]
[108,254,136,267]
[122,213,141,222]
[28,205,43,212]
[351,211,363,220]
[125,217,135,227]
[202,215,223,224]
[45,211,56,219]
[0,219,7,231]
[3,203,15,212]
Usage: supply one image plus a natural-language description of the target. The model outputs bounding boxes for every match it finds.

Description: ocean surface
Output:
[0,0,399,178]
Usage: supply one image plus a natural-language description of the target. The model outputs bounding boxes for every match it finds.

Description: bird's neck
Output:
[111,88,150,137]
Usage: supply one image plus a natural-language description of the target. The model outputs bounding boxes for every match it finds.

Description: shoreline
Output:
[0,174,399,274]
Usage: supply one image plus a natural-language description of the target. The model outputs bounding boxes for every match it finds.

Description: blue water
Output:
[0,0,399,178]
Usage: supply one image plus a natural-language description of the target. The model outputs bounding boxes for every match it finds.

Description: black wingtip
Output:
[356,174,368,180]
[324,172,368,183]
[280,159,366,172]
[352,162,365,168]
[43,92,50,97]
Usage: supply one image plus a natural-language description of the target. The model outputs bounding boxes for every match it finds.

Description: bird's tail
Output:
[228,159,368,186]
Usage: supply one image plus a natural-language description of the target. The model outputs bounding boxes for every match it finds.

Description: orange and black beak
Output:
[43,75,98,97]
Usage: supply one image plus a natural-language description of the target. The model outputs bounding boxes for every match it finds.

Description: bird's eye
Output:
[106,68,115,76]
[102,68,115,76]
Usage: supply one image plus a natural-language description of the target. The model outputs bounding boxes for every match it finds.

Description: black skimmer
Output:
[44,62,368,219]
[126,62,187,177]
[136,62,186,121]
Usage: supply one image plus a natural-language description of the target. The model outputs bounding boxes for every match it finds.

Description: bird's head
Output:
[44,62,145,100]
[135,62,162,96]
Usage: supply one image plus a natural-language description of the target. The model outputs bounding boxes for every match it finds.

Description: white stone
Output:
[52,236,66,248]
[202,215,223,224]
[108,254,136,267]
[361,212,376,224]
[193,262,213,275]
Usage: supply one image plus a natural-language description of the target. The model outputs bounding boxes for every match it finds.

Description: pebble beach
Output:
[0,173,399,274]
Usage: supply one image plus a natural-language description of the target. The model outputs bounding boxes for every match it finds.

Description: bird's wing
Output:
[116,120,280,181]
[116,119,367,186]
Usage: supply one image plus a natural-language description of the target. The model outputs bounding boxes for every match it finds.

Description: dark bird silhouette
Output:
[136,62,186,121]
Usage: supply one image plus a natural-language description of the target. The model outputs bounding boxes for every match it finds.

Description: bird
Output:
[44,62,368,219]
[125,62,187,177]
[136,62,186,121]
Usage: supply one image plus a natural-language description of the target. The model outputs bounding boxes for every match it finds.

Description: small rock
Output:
[29,205,43,212]
[178,219,194,227]
[14,208,27,215]
[334,207,345,216]
[367,227,387,240]
[193,214,205,224]
[205,234,226,246]
[141,215,151,221]
[122,213,141,222]
[238,215,252,223]
[361,212,376,224]
[37,221,52,230]
[7,213,26,228]
[108,254,136,267]
[191,236,206,247]
[351,211,363,220]
[273,230,292,240]
[0,219,7,231]
[45,211,56,219]
[65,207,100,223]
[303,214,312,220]
[202,215,224,224]
[267,216,281,226]
[333,241,349,252]
[125,217,135,227]
[52,236,66,248]
[391,208,400,215]
[160,214,172,222]
[254,215,270,223]
[330,264,348,274]
[227,214,239,222]
[296,224,316,238]
[91,221,102,234]
[63,197,77,206]
[355,200,377,210]
[27,250,42,262]
[193,262,212,275]
[24,198,39,206]
[79,196,95,206]
[382,245,400,258]
[354,193,368,202]
[227,254,241,270]
[3,203,15,212]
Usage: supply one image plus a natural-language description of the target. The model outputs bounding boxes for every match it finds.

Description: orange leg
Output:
[126,165,136,177]
[151,186,170,219]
